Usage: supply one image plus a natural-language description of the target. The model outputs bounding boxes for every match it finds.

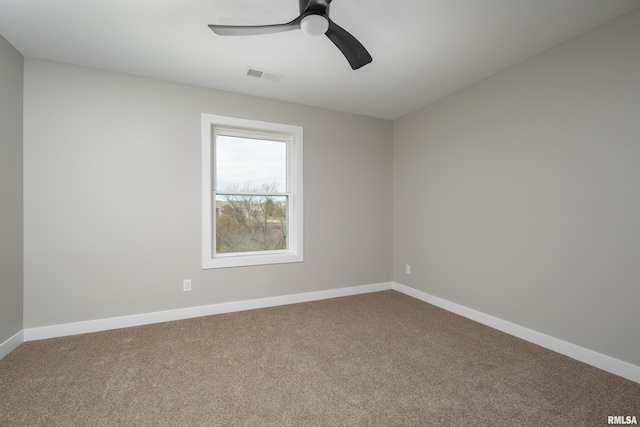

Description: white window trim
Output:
[202,114,303,269]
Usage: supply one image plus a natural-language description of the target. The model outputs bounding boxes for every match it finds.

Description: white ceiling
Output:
[1,0,638,120]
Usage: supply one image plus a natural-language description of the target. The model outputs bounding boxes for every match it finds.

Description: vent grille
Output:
[246,68,264,78]
[245,67,283,83]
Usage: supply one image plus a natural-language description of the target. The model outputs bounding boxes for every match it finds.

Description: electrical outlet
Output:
[405,264,411,275]
[183,279,192,292]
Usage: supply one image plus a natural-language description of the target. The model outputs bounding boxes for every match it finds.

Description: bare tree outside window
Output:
[215,184,288,253]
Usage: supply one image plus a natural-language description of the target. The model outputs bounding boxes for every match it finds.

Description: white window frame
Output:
[202,114,303,269]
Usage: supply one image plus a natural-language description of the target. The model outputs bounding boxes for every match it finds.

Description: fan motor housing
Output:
[300,14,329,36]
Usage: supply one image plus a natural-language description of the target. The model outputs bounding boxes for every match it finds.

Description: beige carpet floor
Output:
[1,290,639,426]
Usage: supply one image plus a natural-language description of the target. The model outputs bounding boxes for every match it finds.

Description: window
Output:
[202,114,303,268]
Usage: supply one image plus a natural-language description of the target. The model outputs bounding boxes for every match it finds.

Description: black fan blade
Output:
[325,19,372,70]
[209,18,301,36]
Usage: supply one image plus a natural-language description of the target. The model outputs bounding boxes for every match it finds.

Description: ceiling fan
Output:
[208,0,372,70]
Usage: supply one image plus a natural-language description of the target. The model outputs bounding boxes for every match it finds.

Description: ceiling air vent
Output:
[245,66,283,83]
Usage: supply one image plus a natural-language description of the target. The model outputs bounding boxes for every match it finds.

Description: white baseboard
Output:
[23,282,393,342]
[392,282,640,384]
[0,330,24,360]
[13,280,640,384]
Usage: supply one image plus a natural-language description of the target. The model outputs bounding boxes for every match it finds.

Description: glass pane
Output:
[215,195,288,254]
[215,135,287,193]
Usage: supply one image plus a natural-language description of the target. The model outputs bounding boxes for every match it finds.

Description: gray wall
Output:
[393,9,640,366]
[0,34,24,344]
[23,59,393,328]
